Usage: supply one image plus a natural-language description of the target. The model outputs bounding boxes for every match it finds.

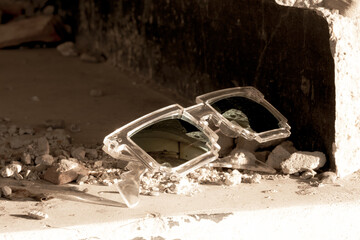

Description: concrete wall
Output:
[77,0,335,170]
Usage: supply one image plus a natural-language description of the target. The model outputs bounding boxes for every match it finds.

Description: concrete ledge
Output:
[2,173,360,240]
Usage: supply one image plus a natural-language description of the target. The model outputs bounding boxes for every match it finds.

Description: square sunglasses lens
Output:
[130,118,211,168]
[211,96,279,133]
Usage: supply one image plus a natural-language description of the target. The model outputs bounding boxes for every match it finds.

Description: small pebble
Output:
[35,154,55,166]
[56,42,78,57]
[21,153,32,165]
[76,174,89,185]
[71,147,86,160]
[28,210,48,220]
[1,186,12,197]
[85,149,98,159]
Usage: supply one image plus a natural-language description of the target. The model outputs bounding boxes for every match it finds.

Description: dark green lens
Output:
[131,119,210,167]
[211,97,279,133]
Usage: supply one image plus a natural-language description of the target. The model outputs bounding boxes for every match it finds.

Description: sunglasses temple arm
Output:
[114,161,146,208]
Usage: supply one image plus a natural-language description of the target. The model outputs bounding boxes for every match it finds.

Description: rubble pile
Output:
[0,112,336,204]
[1,115,335,197]
[0,117,124,187]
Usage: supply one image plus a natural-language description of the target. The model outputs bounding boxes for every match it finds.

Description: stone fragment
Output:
[53,148,70,158]
[93,160,103,168]
[0,15,63,48]
[242,173,261,184]
[14,171,23,180]
[35,154,55,166]
[224,169,242,186]
[21,152,32,165]
[28,210,48,220]
[76,174,89,185]
[0,162,21,178]
[214,148,276,174]
[34,137,50,156]
[1,186,12,197]
[318,171,337,184]
[56,41,78,57]
[44,119,65,129]
[266,141,297,170]
[71,147,86,160]
[43,159,88,185]
[281,151,327,174]
[300,169,317,179]
[85,148,98,159]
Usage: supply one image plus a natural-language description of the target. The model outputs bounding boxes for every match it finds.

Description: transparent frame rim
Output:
[103,104,220,175]
[195,86,291,143]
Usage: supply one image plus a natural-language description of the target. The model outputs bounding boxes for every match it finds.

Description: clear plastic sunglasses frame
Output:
[102,86,291,207]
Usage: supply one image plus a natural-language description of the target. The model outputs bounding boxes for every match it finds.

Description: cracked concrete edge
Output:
[2,201,360,240]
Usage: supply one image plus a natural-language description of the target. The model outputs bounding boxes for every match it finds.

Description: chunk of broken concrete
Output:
[85,148,98,159]
[0,15,63,48]
[318,171,337,184]
[280,151,326,174]
[43,158,88,185]
[224,169,242,186]
[266,141,297,170]
[71,147,86,160]
[1,186,12,197]
[34,137,50,156]
[21,152,32,165]
[56,41,78,57]
[0,162,22,178]
[35,154,55,166]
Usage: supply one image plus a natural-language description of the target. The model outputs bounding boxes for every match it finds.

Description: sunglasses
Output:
[103,86,291,207]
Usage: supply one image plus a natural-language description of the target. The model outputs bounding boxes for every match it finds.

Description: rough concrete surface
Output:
[1,173,360,240]
[0,49,189,145]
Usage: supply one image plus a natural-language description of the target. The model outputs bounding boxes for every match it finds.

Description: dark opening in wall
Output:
[77,0,335,169]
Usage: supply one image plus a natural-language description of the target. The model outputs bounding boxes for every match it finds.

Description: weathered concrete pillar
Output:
[76,0,360,177]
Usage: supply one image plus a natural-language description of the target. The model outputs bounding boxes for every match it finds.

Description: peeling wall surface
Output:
[328,14,360,177]
[77,0,335,169]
